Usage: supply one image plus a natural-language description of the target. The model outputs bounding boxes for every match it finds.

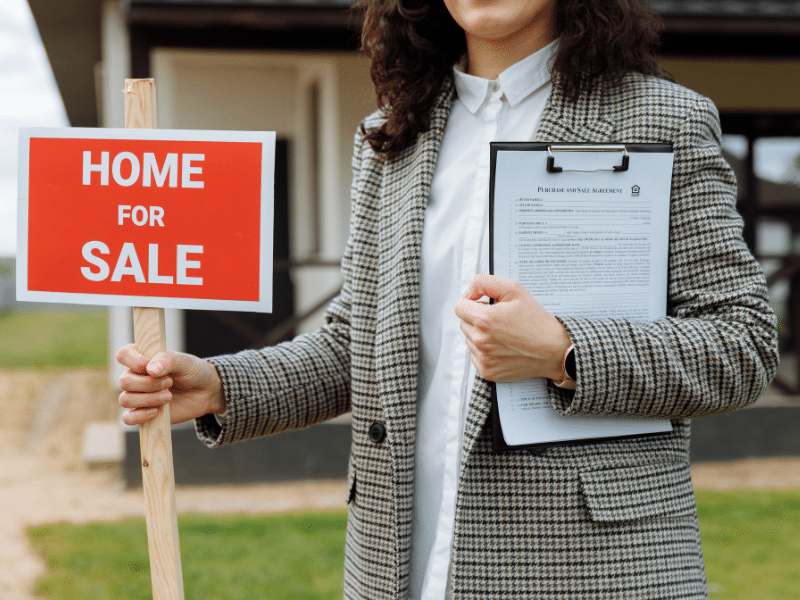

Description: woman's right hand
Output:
[116,344,227,426]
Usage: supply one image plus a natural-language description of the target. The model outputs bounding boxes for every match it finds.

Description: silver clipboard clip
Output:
[546,145,629,173]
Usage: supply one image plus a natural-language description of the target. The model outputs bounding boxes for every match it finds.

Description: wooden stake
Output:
[125,78,185,600]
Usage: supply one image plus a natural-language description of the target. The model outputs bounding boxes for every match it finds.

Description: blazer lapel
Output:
[374,83,454,573]
[536,76,615,142]
[375,82,453,446]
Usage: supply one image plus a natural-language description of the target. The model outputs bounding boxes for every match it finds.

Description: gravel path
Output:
[1,368,797,600]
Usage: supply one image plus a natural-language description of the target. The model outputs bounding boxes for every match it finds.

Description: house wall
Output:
[149,49,375,336]
[102,1,376,384]
[660,57,800,110]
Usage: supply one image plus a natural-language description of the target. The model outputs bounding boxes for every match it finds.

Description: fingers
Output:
[455,275,572,382]
[116,344,179,377]
[159,350,198,380]
[116,343,149,373]
[456,275,520,326]
[118,379,172,426]
[119,371,173,394]
[119,385,172,410]
[455,296,499,330]
[117,345,180,420]
[116,346,222,425]
[117,346,181,394]
[454,298,480,326]
[143,351,180,378]
[121,407,161,427]
[462,274,519,302]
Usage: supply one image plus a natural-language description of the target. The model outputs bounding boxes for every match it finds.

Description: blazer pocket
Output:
[580,461,696,523]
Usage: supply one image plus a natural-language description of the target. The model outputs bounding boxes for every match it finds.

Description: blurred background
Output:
[1,2,799,599]
[4,0,799,481]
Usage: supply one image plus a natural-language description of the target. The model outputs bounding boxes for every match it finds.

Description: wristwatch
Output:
[553,344,576,390]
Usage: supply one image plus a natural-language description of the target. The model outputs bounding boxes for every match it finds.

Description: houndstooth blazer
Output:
[197,72,778,600]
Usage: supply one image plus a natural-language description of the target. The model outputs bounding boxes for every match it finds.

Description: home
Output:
[28,0,800,483]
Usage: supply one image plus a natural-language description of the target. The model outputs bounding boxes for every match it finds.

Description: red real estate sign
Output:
[17,128,275,312]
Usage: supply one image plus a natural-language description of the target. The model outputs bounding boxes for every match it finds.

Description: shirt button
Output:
[492,82,500,93]
[368,422,386,444]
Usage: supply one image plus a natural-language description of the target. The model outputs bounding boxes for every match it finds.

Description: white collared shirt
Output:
[411,39,558,600]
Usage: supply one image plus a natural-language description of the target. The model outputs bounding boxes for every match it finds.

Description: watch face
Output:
[565,348,577,381]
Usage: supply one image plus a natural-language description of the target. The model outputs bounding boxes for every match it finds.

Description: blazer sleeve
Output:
[549,95,779,419]
[194,130,367,448]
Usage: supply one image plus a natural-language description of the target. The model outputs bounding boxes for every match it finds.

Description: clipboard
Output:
[488,142,674,452]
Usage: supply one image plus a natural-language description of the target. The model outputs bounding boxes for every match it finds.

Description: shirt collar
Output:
[453,38,559,114]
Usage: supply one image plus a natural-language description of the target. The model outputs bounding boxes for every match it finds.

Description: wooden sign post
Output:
[125,78,184,600]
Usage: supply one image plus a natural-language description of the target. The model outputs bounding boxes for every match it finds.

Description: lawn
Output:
[27,490,800,600]
[28,511,348,600]
[0,308,108,368]
[696,489,800,599]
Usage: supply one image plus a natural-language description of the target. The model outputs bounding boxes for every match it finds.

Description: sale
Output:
[81,241,203,285]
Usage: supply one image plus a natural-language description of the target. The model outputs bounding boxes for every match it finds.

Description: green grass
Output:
[0,309,108,368]
[26,491,800,600]
[696,489,800,599]
[28,511,348,600]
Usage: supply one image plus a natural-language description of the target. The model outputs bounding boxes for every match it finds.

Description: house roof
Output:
[653,0,800,35]
[124,0,359,31]
[123,0,800,36]
[126,0,353,5]
[27,0,101,128]
[653,0,800,17]
[126,0,800,17]
[28,0,800,128]
[125,0,357,29]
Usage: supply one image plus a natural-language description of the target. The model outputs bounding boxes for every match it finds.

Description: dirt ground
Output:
[1,368,798,600]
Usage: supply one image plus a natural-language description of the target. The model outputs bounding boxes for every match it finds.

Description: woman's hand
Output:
[455,274,571,383]
[116,345,226,426]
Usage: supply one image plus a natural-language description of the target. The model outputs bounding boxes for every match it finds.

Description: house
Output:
[27,1,800,483]
[29,0,373,484]
[29,0,375,374]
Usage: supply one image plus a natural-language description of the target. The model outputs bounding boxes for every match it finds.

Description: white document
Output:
[491,144,674,446]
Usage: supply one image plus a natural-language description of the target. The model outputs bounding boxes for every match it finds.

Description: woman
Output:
[117,1,778,598]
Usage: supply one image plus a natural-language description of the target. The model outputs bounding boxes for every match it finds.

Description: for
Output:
[119,205,165,227]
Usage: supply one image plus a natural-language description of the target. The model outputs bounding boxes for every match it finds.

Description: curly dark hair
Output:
[358,0,664,160]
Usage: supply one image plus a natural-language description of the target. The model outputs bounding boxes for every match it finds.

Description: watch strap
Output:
[553,344,576,390]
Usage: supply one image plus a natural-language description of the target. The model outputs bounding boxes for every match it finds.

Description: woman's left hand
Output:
[455,274,571,383]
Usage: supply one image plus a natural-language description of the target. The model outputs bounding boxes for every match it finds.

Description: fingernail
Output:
[149,362,164,376]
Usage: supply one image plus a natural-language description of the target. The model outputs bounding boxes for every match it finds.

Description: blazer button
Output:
[368,422,386,444]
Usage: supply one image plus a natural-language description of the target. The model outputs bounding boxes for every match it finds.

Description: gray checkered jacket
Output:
[197,72,778,600]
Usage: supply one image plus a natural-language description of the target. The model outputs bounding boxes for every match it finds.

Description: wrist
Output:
[546,322,572,381]
[207,363,227,415]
